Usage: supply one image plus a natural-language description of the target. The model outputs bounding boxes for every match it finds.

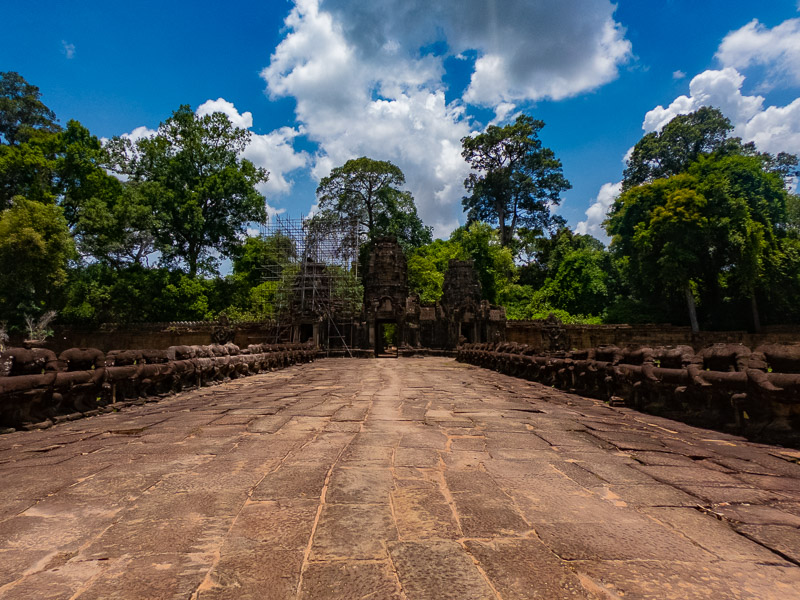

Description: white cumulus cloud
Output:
[196,98,309,197]
[262,0,469,237]
[320,0,632,105]
[717,18,800,89]
[642,68,765,134]
[741,98,800,156]
[574,181,620,243]
[262,0,631,237]
[196,98,254,129]
[463,17,631,105]
[120,125,157,143]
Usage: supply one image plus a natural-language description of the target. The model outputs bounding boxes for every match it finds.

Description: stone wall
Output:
[506,321,800,351]
[32,319,800,355]
[45,322,285,354]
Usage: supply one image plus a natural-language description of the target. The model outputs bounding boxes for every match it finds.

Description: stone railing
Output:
[0,342,315,431]
[458,342,800,444]
[505,320,800,352]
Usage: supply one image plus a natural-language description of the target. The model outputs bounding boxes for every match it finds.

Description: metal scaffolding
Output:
[259,215,363,355]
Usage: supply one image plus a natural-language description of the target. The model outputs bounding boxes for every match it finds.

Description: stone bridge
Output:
[2,357,800,599]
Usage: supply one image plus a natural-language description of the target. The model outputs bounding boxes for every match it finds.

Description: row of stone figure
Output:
[457,342,800,437]
[0,343,316,430]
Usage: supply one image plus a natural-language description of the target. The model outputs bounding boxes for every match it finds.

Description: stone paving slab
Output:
[2,357,800,598]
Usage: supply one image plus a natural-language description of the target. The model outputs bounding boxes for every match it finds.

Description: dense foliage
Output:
[608,108,799,331]
[1,73,798,333]
[106,105,269,276]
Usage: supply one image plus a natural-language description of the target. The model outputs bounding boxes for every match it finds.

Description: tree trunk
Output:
[684,285,699,334]
[497,215,506,246]
[366,196,375,238]
[750,294,762,333]
[188,249,198,278]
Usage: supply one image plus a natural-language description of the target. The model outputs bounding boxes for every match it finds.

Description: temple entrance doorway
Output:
[298,323,314,344]
[375,321,399,358]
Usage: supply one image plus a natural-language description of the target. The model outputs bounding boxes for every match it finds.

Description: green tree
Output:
[315,157,431,248]
[0,197,75,328]
[108,105,269,276]
[517,228,604,287]
[373,190,433,249]
[47,120,159,266]
[609,177,710,332]
[689,153,791,330]
[73,180,160,267]
[0,71,61,209]
[0,117,156,265]
[787,193,800,238]
[0,131,59,209]
[231,233,296,287]
[623,106,749,190]
[0,72,60,146]
[500,228,618,320]
[56,120,120,224]
[612,108,798,330]
[608,157,792,331]
[407,239,464,304]
[461,114,570,247]
[62,264,243,324]
[540,236,617,317]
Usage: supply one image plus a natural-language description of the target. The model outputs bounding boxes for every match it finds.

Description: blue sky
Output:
[3,0,800,240]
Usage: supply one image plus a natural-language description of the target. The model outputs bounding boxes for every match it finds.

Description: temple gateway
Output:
[287,236,507,356]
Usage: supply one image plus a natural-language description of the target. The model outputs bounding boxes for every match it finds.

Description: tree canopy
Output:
[107,105,269,276]
[461,114,570,247]
[621,106,798,191]
[315,157,431,249]
[0,71,60,146]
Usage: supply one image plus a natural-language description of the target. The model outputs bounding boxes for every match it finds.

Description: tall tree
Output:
[72,180,160,267]
[0,130,59,209]
[0,72,60,146]
[461,114,570,247]
[315,157,431,248]
[108,105,269,276]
